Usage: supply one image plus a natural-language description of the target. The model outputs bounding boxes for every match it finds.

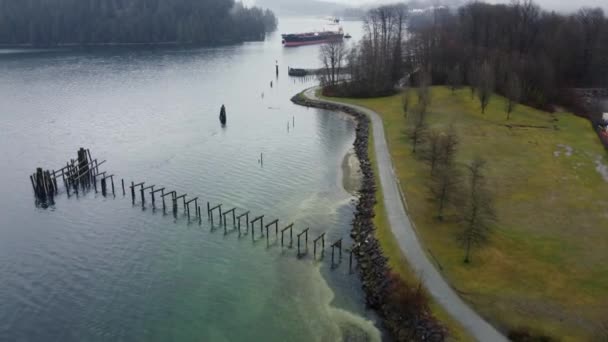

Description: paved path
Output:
[304,88,507,342]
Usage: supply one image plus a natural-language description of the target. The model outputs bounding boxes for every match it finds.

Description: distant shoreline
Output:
[0,38,267,50]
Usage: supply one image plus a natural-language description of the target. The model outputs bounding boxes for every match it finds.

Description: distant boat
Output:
[219,105,226,125]
[344,33,352,39]
[282,17,344,47]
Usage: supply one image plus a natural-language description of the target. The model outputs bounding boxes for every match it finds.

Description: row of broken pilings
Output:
[30,148,108,207]
[291,92,447,341]
[30,147,354,270]
[125,180,351,268]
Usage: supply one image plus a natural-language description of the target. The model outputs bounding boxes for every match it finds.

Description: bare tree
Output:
[505,72,521,120]
[401,88,411,116]
[408,104,428,154]
[319,41,347,86]
[428,126,460,220]
[458,157,496,263]
[430,159,460,221]
[416,69,432,106]
[424,129,442,175]
[439,125,459,166]
[466,65,478,99]
[476,61,494,114]
[448,65,463,94]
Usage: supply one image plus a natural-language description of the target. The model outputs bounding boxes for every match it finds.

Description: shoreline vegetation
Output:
[321,86,608,341]
[292,90,448,341]
[0,0,277,47]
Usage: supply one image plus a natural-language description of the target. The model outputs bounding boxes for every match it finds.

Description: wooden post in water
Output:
[121,179,125,196]
[174,194,187,215]
[222,208,237,234]
[265,219,279,247]
[208,204,223,227]
[250,215,264,242]
[101,177,107,196]
[185,197,198,222]
[313,233,326,260]
[349,245,358,274]
[130,181,135,202]
[281,223,294,248]
[297,228,309,257]
[140,185,154,205]
[236,211,250,236]
[151,187,165,208]
[161,191,175,214]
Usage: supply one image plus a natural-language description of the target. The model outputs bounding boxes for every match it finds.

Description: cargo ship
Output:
[282,18,344,47]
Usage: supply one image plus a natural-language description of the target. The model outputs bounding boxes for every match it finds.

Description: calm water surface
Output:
[0,18,379,341]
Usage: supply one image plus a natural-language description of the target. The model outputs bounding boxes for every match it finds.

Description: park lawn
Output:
[327,86,608,341]
[367,125,474,341]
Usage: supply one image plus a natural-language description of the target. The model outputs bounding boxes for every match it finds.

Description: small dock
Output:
[288,67,323,77]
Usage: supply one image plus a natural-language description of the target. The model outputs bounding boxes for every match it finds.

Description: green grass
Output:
[325,87,608,341]
[367,121,473,342]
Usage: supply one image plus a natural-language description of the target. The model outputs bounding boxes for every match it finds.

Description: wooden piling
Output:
[296,228,309,257]
[280,223,294,248]
[121,179,125,196]
[250,215,264,241]
[236,211,250,235]
[313,233,326,260]
[222,208,237,234]
[265,219,279,247]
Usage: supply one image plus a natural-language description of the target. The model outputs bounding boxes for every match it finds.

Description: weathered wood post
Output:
[349,246,357,274]
[185,197,198,222]
[313,233,326,260]
[280,223,294,248]
[297,228,309,257]
[264,219,278,247]
[101,177,107,196]
[198,206,202,225]
[174,194,187,215]
[161,191,175,214]
[130,181,135,203]
[121,179,125,196]
[208,204,222,227]
[236,211,250,235]
[222,208,237,234]
[151,187,165,207]
[250,215,264,242]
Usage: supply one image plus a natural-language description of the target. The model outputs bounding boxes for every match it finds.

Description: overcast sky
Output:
[329,0,607,13]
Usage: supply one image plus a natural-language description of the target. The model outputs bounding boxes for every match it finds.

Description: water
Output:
[0,18,379,341]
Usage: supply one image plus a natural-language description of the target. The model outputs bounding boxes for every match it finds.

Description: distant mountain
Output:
[256,0,351,17]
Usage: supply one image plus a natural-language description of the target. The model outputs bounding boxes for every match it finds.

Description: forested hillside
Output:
[0,0,277,46]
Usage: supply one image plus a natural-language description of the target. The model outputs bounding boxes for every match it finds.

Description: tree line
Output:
[0,0,277,46]
[408,0,608,110]
[321,0,607,109]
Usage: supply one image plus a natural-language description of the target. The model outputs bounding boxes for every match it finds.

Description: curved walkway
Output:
[304,88,507,342]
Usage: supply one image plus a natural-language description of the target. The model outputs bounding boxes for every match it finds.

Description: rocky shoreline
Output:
[291,91,446,341]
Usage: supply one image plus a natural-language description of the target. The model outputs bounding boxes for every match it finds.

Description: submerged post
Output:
[313,233,326,260]
[280,223,294,248]
[250,215,264,242]
[296,227,309,257]
[237,211,250,236]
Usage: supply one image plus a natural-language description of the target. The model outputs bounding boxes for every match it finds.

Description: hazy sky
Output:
[329,0,607,13]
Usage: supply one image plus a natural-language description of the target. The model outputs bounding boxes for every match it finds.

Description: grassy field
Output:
[326,87,608,341]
